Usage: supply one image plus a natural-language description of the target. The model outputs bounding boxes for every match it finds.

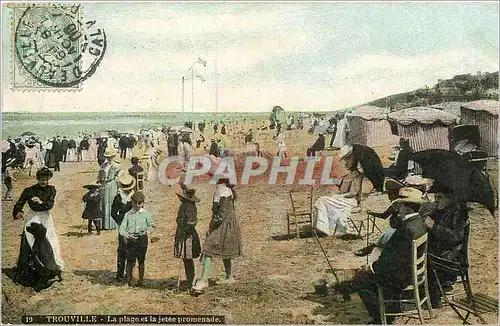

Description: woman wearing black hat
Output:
[12,167,64,290]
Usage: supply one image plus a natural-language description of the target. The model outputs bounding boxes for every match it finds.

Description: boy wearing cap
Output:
[3,158,17,201]
[119,191,157,287]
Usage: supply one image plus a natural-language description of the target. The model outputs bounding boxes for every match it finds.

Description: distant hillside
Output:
[366,71,498,111]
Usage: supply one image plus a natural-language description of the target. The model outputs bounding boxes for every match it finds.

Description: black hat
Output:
[36,167,53,180]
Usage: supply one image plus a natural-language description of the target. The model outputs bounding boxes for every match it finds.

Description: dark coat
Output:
[209,142,219,157]
[128,165,144,179]
[82,190,102,220]
[68,139,77,149]
[13,184,57,218]
[174,197,201,259]
[311,135,326,151]
[60,139,69,151]
[111,194,133,226]
[428,204,469,262]
[371,216,427,291]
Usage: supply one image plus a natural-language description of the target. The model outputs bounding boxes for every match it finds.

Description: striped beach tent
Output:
[346,105,398,147]
[459,100,499,157]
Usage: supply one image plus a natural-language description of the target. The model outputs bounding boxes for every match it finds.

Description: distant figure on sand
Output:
[331,115,349,149]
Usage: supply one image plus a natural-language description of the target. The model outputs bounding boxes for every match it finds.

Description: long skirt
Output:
[100,181,119,230]
[312,195,358,236]
[16,209,64,286]
[202,218,242,260]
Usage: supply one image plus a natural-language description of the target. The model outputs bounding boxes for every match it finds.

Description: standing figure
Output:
[111,172,136,281]
[192,177,242,293]
[82,182,102,235]
[97,147,121,230]
[275,128,287,157]
[88,137,98,163]
[174,185,201,290]
[60,136,69,162]
[119,191,157,287]
[3,158,17,201]
[332,115,349,149]
[12,167,64,290]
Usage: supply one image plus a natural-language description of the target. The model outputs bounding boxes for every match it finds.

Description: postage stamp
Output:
[10,3,106,91]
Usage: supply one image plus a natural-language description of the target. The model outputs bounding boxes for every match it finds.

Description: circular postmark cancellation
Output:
[14,5,106,88]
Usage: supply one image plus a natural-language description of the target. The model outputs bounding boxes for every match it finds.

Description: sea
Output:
[1,111,270,140]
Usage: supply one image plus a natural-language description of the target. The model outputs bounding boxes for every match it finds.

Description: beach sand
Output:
[1,126,498,324]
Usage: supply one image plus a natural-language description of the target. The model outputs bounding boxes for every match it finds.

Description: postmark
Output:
[11,4,106,90]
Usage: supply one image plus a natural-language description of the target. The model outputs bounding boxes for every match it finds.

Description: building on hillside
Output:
[345,106,398,147]
[460,100,499,157]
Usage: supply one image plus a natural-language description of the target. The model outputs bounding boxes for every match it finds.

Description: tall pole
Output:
[215,59,219,115]
[191,69,194,113]
[182,76,185,113]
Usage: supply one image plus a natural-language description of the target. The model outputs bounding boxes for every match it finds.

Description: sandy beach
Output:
[1,125,498,324]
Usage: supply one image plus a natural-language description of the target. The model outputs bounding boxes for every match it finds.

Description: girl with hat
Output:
[193,176,242,294]
[174,185,201,290]
[3,157,17,201]
[82,181,102,235]
[97,147,121,230]
[12,167,64,289]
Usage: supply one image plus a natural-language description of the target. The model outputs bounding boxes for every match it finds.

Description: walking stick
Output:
[312,228,340,284]
[176,245,183,293]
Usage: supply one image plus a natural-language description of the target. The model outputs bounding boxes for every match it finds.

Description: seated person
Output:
[355,185,431,257]
[353,194,428,324]
[338,145,363,208]
[425,183,469,307]
[307,133,326,157]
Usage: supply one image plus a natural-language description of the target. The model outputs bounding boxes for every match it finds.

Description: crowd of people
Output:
[1,113,492,323]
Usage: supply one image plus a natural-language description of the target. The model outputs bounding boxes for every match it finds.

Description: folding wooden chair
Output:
[429,224,498,324]
[286,186,313,239]
[378,231,434,324]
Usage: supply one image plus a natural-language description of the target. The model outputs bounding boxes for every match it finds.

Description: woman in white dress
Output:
[275,127,287,157]
[332,116,350,149]
[13,167,64,290]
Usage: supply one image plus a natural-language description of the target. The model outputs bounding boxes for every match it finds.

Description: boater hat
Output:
[83,181,100,189]
[116,171,136,191]
[391,187,428,205]
[103,146,118,157]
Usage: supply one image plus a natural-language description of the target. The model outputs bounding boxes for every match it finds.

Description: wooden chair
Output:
[287,186,313,238]
[135,171,145,191]
[377,231,434,324]
[428,224,498,324]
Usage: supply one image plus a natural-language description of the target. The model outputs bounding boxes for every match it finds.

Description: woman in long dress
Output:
[88,137,98,163]
[97,147,121,230]
[192,177,242,293]
[275,128,286,157]
[13,167,63,290]
[332,116,350,149]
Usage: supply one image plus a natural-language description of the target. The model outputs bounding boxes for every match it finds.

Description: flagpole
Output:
[215,59,219,115]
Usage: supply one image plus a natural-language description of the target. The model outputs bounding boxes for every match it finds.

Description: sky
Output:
[1,1,499,113]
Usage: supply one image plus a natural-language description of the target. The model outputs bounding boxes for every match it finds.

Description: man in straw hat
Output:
[354,185,430,258]
[119,191,157,287]
[111,171,136,281]
[174,184,201,290]
[97,147,121,230]
[353,188,428,324]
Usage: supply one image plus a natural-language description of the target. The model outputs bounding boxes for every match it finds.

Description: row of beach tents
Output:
[343,100,499,157]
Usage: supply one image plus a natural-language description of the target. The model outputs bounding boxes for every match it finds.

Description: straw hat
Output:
[339,145,353,160]
[103,146,118,157]
[116,171,136,191]
[391,187,428,205]
[176,184,200,203]
[83,181,100,189]
[5,157,16,167]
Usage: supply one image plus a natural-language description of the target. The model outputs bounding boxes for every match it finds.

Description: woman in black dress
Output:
[13,167,63,290]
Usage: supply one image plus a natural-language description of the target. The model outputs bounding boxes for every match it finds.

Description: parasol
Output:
[20,131,36,137]
[411,149,495,216]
